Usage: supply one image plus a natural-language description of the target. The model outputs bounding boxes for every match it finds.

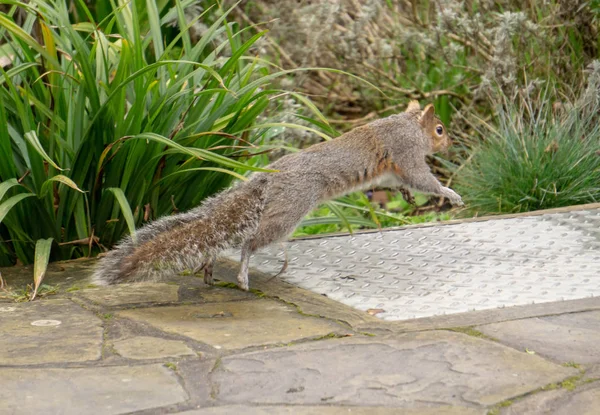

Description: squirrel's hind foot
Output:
[203,262,214,286]
[193,260,215,286]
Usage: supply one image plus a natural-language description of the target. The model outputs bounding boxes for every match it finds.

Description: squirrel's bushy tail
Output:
[91,176,269,285]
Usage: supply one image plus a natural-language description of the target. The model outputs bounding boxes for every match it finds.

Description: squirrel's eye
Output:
[435,125,444,136]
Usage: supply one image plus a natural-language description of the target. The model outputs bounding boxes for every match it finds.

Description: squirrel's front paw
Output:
[399,187,416,206]
[443,188,464,207]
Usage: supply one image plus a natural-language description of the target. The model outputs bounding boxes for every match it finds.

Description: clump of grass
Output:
[164,362,177,371]
[563,361,583,369]
[455,70,600,214]
[0,283,58,302]
[0,0,328,272]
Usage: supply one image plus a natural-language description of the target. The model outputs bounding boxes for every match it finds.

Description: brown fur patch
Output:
[391,163,403,176]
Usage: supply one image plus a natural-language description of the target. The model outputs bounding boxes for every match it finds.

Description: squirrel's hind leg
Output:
[203,260,214,286]
[192,257,215,286]
[237,245,252,291]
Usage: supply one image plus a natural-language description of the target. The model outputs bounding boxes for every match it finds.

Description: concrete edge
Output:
[385,296,600,332]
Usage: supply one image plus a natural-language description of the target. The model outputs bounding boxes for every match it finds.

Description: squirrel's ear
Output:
[405,100,421,113]
[418,104,435,127]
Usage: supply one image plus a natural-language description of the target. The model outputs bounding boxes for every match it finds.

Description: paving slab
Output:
[75,283,254,307]
[211,331,576,408]
[0,364,187,415]
[75,283,180,306]
[552,385,600,415]
[112,336,196,359]
[385,296,600,333]
[586,364,600,379]
[215,260,384,330]
[118,299,346,350]
[501,382,600,415]
[477,311,600,364]
[0,299,103,365]
[0,258,96,300]
[224,207,600,320]
[179,405,484,414]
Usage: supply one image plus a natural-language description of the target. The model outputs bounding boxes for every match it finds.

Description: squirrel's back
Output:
[264,112,429,200]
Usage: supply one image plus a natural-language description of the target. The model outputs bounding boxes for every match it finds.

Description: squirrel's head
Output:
[405,101,451,153]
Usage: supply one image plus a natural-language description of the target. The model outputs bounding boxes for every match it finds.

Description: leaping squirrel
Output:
[92,101,463,290]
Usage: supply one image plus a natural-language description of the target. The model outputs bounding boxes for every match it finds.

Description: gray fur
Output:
[92,176,269,285]
[91,208,206,285]
[92,103,463,290]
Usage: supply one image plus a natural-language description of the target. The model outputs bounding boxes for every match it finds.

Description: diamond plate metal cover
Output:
[224,209,600,321]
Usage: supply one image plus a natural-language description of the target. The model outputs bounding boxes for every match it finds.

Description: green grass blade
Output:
[174,0,192,55]
[128,132,274,172]
[0,193,35,224]
[299,216,376,228]
[156,167,250,186]
[324,201,354,233]
[0,97,18,178]
[0,62,39,86]
[30,237,53,301]
[24,131,63,171]
[285,92,331,126]
[243,123,332,141]
[145,0,164,60]
[0,13,60,68]
[106,187,137,242]
[40,175,86,198]
[0,178,20,201]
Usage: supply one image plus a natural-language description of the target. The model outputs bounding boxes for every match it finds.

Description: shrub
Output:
[454,64,600,214]
[234,0,599,123]
[0,0,326,268]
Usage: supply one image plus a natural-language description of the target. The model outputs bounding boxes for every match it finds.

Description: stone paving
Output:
[0,205,599,414]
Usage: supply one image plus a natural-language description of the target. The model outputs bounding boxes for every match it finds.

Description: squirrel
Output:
[92,101,463,291]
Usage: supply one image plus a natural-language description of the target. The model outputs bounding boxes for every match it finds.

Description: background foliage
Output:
[229,0,600,215]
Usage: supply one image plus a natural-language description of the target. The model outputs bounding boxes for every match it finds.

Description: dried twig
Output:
[17,170,30,183]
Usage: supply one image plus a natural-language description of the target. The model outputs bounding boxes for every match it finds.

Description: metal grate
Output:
[224,209,600,321]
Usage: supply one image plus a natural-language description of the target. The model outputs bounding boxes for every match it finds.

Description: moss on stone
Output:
[446,326,498,342]
[213,281,238,289]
